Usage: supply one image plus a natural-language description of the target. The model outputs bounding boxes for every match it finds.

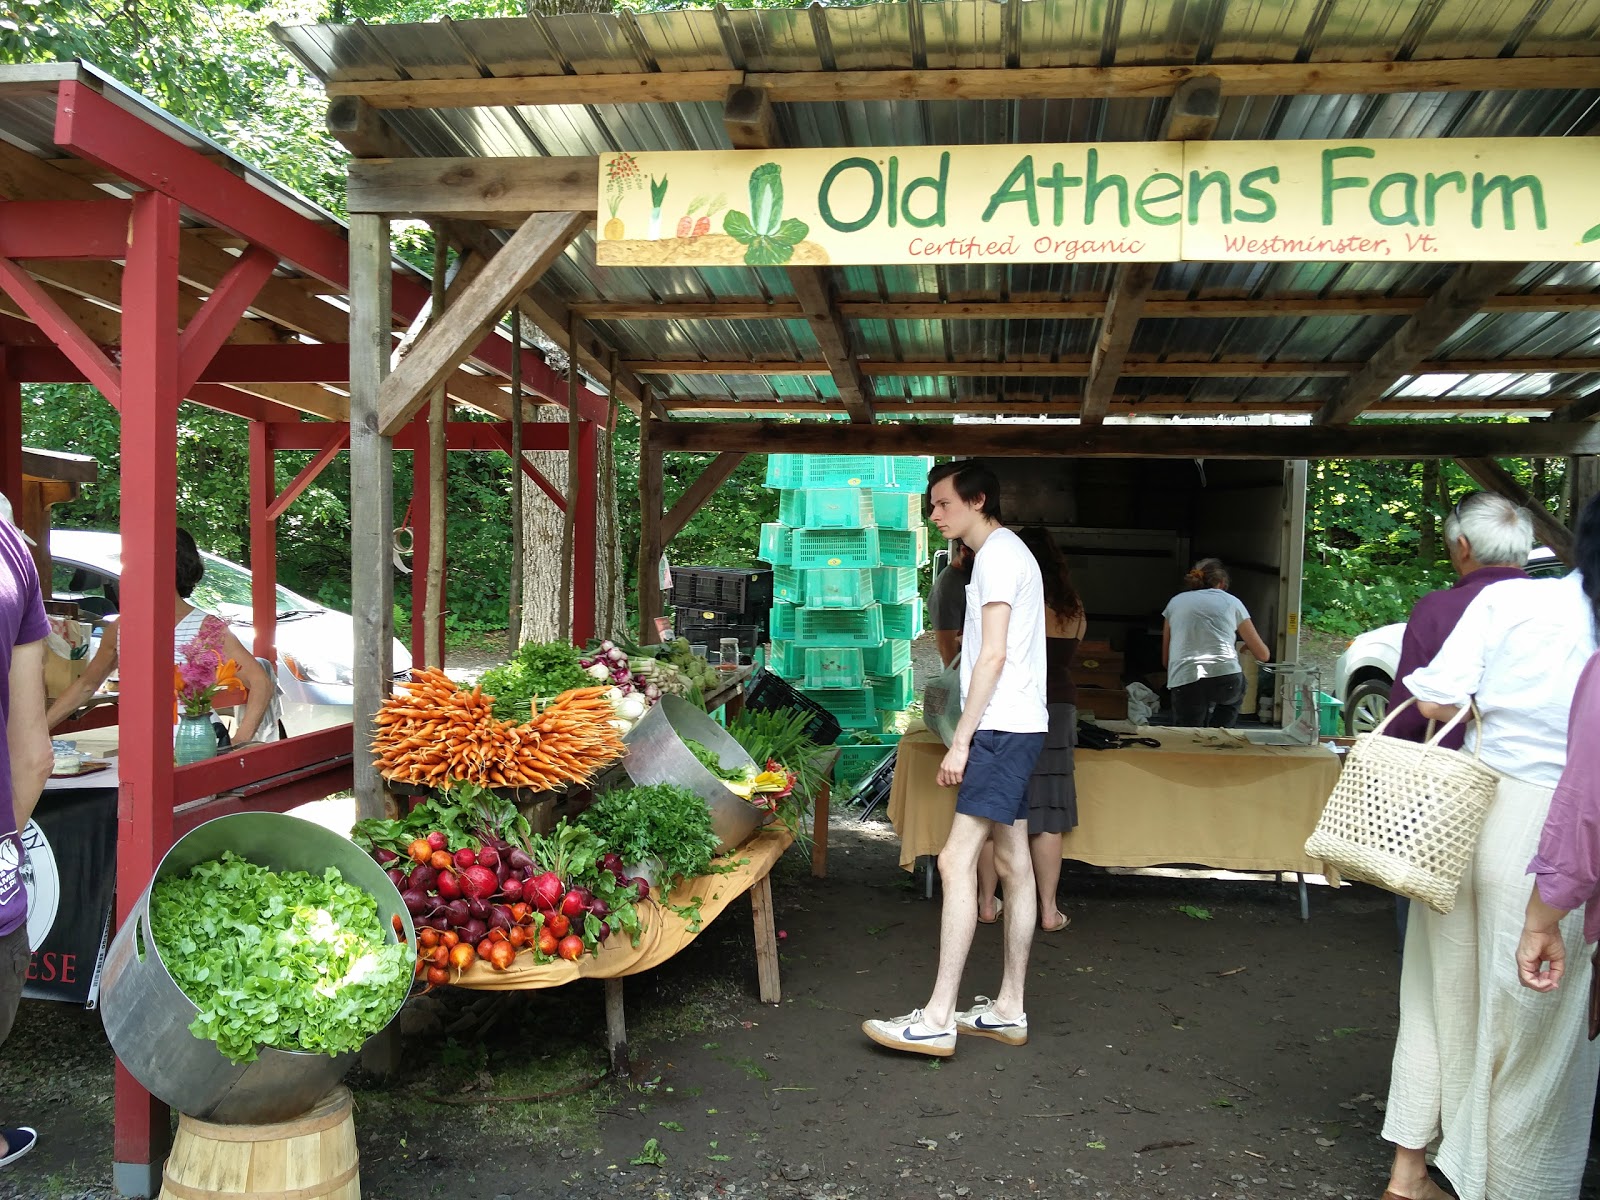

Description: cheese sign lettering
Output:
[595,138,1600,266]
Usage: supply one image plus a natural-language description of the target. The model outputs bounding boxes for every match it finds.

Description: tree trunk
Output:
[1419,460,1440,561]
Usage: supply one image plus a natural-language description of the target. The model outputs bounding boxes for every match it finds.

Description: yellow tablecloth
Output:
[888,727,1341,882]
[455,827,793,989]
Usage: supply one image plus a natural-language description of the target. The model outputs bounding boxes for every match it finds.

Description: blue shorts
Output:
[955,730,1046,825]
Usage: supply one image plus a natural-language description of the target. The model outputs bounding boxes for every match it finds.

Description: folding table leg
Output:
[604,977,629,1078]
[750,871,781,1004]
[1298,872,1310,922]
[810,777,830,878]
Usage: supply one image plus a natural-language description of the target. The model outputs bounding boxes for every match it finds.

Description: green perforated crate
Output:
[779,488,875,529]
[799,647,865,690]
[768,601,797,642]
[869,667,916,711]
[835,742,897,791]
[802,568,874,609]
[863,639,911,677]
[767,639,798,678]
[879,601,924,640]
[871,491,923,530]
[798,685,877,730]
[758,522,792,566]
[766,454,894,490]
[771,566,804,604]
[870,567,919,604]
[877,526,928,567]
[877,456,936,492]
[794,605,885,648]
[792,526,880,570]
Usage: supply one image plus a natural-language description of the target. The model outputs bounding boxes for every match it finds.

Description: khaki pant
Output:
[0,923,28,1045]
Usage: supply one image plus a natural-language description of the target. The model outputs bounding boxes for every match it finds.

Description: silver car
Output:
[49,529,411,730]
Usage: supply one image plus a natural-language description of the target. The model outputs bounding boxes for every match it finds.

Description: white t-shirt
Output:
[1404,571,1595,789]
[1163,588,1251,688]
[960,527,1048,734]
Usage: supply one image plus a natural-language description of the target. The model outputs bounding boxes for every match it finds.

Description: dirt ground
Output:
[13,803,1598,1200]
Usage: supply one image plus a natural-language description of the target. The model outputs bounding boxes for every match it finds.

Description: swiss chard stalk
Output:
[723,163,809,266]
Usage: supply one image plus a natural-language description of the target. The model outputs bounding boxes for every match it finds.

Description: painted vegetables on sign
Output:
[604,152,644,239]
[724,163,809,265]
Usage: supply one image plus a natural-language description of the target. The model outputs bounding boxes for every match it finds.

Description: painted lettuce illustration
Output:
[724,162,810,265]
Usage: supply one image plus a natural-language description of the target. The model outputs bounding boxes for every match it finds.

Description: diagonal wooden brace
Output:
[177,245,280,395]
[0,254,121,404]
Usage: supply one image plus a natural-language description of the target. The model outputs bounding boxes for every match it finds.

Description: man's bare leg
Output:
[922,813,996,1029]
[976,837,1001,922]
[990,818,1037,1020]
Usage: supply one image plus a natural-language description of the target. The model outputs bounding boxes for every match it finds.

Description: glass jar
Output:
[718,637,740,669]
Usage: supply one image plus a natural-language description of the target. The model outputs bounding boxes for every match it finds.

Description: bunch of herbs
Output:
[479,640,595,720]
[579,783,722,896]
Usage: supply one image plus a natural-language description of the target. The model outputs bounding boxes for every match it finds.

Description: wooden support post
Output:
[422,232,449,669]
[409,408,431,670]
[637,401,665,646]
[247,420,277,665]
[1455,456,1575,562]
[604,977,629,1078]
[750,871,781,1005]
[1567,456,1600,523]
[811,773,830,880]
[508,309,524,652]
[574,418,598,645]
[559,314,578,641]
[0,348,20,514]
[350,213,395,822]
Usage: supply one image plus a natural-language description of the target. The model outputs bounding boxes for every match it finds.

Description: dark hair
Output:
[1185,557,1229,591]
[1017,527,1083,622]
[1578,492,1600,633]
[176,528,205,599]
[925,460,1001,521]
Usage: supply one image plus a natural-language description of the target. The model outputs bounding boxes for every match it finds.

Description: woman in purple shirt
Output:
[1516,517,1600,990]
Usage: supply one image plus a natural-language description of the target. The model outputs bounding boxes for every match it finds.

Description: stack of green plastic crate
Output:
[756,453,932,761]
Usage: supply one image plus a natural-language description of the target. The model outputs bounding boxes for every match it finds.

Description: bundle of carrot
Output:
[371,667,626,791]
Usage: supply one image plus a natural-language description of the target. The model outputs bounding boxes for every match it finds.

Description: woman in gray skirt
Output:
[976,526,1086,932]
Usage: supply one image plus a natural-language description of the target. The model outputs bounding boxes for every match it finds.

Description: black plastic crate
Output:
[676,617,764,654]
[670,567,773,618]
[742,669,842,747]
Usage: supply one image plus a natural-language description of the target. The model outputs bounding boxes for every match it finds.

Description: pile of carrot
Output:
[371,667,626,791]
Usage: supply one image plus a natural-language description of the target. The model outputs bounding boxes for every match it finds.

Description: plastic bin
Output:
[758,522,792,566]
[792,526,880,570]
[871,491,923,530]
[799,685,877,730]
[879,601,924,640]
[802,568,874,609]
[800,647,865,690]
[768,601,796,642]
[869,667,916,711]
[779,488,875,529]
[677,618,763,655]
[877,526,928,568]
[772,566,804,604]
[744,669,841,746]
[669,567,773,617]
[863,639,912,677]
[768,639,798,678]
[766,454,894,490]
[871,566,919,604]
[794,606,886,648]
[835,742,898,791]
[877,456,936,492]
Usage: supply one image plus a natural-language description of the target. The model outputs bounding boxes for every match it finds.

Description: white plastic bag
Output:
[1125,682,1160,727]
[923,662,963,747]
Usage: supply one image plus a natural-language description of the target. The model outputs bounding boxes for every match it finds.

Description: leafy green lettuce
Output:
[150,853,412,1064]
[724,163,809,265]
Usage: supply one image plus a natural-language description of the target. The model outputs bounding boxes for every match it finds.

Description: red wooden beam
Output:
[172,725,354,805]
[177,246,280,394]
[0,198,132,259]
[263,420,575,453]
[0,349,20,513]
[187,383,306,424]
[483,423,568,510]
[0,256,121,401]
[8,340,351,384]
[267,425,348,521]
[249,420,277,664]
[574,418,598,644]
[173,757,355,838]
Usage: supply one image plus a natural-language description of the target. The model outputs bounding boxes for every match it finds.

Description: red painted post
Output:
[574,419,598,645]
[248,420,277,664]
[114,189,181,1195]
[0,347,22,511]
[409,410,429,669]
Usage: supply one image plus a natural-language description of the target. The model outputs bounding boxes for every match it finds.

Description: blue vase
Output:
[174,714,217,767]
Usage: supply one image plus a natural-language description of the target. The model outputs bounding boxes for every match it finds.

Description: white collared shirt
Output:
[1403,572,1595,788]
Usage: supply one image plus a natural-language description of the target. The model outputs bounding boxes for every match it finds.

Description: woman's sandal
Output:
[1041,914,1072,933]
[977,899,1003,925]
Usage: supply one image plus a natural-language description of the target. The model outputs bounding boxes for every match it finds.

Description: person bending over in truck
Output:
[1161,558,1271,728]
[862,460,1048,1057]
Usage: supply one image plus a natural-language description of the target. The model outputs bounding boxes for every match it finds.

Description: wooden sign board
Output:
[595,138,1600,266]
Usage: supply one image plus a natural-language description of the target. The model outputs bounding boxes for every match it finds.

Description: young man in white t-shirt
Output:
[863,461,1048,1057]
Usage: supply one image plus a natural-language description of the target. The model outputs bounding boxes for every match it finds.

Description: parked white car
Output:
[49,529,411,730]
[1330,546,1565,735]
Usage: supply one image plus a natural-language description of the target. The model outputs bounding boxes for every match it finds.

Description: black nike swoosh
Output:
[900,1027,949,1041]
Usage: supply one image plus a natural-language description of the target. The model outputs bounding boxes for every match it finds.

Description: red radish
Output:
[408,863,437,892]
[460,864,499,899]
[500,877,524,903]
[373,847,400,865]
[445,899,471,926]
[632,876,651,902]
[449,943,476,973]
[424,914,452,931]
[529,872,564,909]
[407,839,432,865]
[489,940,517,971]
[426,965,449,987]
[537,927,558,956]
[594,920,611,942]
[488,905,513,932]
[557,934,584,961]
[508,848,535,874]
[461,917,488,943]
[476,937,495,960]
[429,850,453,872]
[466,894,490,920]
[560,888,592,918]
[589,898,611,922]
[545,912,570,940]
[598,852,624,875]
[453,847,477,869]
[426,831,448,852]
[612,868,629,887]
[400,888,431,916]
[386,867,407,889]
[436,870,462,901]
[477,845,501,871]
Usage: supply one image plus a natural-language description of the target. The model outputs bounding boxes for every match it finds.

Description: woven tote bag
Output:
[1304,699,1499,915]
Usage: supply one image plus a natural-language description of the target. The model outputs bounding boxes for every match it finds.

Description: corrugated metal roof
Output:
[275,0,1600,419]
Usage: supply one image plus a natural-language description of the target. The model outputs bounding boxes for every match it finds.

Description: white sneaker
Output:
[862,1008,956,1057]
[954,995,1028,1046]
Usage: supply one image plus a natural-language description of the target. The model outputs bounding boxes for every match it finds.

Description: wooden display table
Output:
[454,826,793,1074]
[700,664,754,718]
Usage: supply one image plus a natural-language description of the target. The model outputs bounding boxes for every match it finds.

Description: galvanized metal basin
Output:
[622,695,762,854]
[99,812,413,1125]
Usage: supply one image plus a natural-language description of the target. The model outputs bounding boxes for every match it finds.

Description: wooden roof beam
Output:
[659,396,1570,416]
[626,356,1600,378]
[723,84,873,423]
[1455,456,1575,561]
[1082,77,1219,426]
[1554,391,1600,423]
[1315,262,1527,425]
[326,57,1600,110]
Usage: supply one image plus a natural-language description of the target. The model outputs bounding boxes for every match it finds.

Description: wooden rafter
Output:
[327,57,1600,110]
[1315,262,1528,425]
[1554,392,1600,423]
[1455,456,1575,561]
[625,356,1600,378]
[1082,76,1220,426]
[723,84,873,424]
[650,419,1600,460]
[658,396,1574,417]
[661,452,747,541]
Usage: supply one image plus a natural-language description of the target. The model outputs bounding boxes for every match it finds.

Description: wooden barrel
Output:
[159,1087,359,1200]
